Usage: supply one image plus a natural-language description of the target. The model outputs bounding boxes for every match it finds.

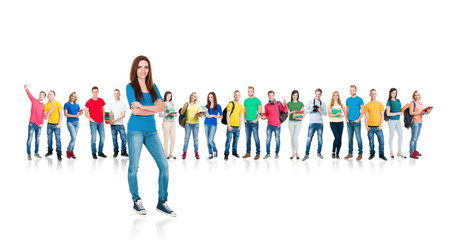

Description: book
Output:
[331,108,342,118]
[258,111,269,119]
[422,106,433,113]
[292,110,304,119]
[105,112,114,124]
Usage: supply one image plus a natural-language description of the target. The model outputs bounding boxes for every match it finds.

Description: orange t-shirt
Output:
[408,101,424,123]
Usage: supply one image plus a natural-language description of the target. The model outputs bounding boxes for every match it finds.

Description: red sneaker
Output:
[66,151,71,159]
[410,152,419,159]
[195,152,200,159]
[415,151,422,156]
[71,151,77,159]
[182,152,187,160]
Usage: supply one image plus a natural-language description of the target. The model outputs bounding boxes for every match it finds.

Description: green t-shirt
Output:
[386,99,401,121]
[244,97,262,121]
[287,101,305,121]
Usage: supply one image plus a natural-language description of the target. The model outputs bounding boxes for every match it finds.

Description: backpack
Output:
[384,99,400,122]
[178,103,188,128]
[403,101,416,129]
[221,101,235,125]
[277,101,288,124]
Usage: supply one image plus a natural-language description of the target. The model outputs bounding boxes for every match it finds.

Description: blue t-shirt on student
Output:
[126,83,162,132]
[204,104,222,126]
[64,102,80,122]
[346,96,364,121]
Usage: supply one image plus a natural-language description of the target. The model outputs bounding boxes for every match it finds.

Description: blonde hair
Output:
[412,90,421,101]
[68,92,78,104]
[329,91,344,109]
[350,85,357,89]
[189,92,198,103]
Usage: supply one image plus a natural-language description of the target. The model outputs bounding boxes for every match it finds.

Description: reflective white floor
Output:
[2,147,448,240]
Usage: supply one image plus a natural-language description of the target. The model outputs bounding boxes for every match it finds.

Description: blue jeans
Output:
[111,125,127,152]
[183,123,199,152]
[47,123,61,153]
[410,122,422,154]
[367,127,384,154]
[127,130,169,201]
[305,123,323,156]
[225,126,240,154]
[204,124,217,154]
[245,121,260,155]
[90,122,105,154]
[347,120,363,155]
[266,124,281,155]
[67,121,80,151]
[27,122,41,155]
[330,122,344,155]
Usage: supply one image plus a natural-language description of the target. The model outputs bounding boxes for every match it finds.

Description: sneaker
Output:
[156,200,177,217]
[410,152,419,159]
[332,153,336,159]
[133,199,147,215]
[415,151,422,156]
[121,151,129,157]
[182,152,187,160]
[224,153,229,161]
[242,153,251,159]
[98,152,107,158]
[66,151,72,159]
[302,155,309,161]
[336,155,340,159]
[45,150,53,157]
[296,156,300,160]
[57,152,62,161]
[368,153,375,160]
[379,154,388,161]
[232,151,240,158]
[195,152,200,159]
[263,154,270,159]
[34,153,42,159]
[344,154,353,159]
[113,150,119,158]
[317,153,323,159]
[208,154,213,160]
[27,155,32,160]
[213,151,218,158]
[356,155,363,161]
[92,153,98,159]
[275,154,279,159]
[254,155,260,160]
[71,151,77,159]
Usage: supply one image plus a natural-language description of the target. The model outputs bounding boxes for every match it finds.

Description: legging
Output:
[330,121,344,155]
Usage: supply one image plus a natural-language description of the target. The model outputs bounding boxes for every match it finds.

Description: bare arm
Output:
[356,105,365,122]
[364,112,369,131]
[64,109,79,118]
[345,105,349,122]
[85,108,94,122]
[379,111,384,130]
[132,108,157,116]
[57,110,63,127]
[227,110,231,131]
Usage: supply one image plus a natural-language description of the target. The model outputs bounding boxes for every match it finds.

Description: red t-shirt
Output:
[85,98,105,123]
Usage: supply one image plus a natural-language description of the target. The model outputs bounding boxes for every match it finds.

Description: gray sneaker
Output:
[34,153,42,159]
[263,154,270,159]
[317,153,324,159]
[302,155,309,161]
[275,154,279,159]
[27,155,32,160]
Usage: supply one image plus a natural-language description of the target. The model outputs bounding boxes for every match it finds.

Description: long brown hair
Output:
[129,55,157,102]
[329,91,344,109]
[206,92,218,111]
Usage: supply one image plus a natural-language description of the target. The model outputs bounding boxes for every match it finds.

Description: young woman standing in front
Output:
[328,91,345,159]
[126,55,176,216]
[204,92,223,159]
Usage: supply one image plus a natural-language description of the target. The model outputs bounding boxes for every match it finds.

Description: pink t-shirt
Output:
[85,98,106,123]
[26,89,45,126]
[264,101,288,127]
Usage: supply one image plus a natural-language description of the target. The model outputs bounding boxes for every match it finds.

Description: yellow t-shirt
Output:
[183,103,200,124]
[227,101,244,127]
[44,100,63,124]
[365,100,385,126]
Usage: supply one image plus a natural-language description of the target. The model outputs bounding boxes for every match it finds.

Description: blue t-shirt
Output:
[126,83,162,132]
[346,96,364,121]
[386,99,401,121]
[64,102,80,122]
[204,104,222,126]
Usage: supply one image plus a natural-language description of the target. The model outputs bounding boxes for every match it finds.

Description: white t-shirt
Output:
[109,100,127,125]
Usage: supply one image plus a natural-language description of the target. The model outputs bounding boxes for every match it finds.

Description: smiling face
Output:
[268,92,275,102]
[391,90,397,99]
[315,91,322,100]
[113,90,120,100]
[47,91,55,101]
[39,92,46,102]
[333,92,339,101]
[413,91,421,101]
[137,60,149,80]
[70,93,77,103]
[370,90,377,101]
[166,93,172,102]
[208,94,214,103]
[234,91,241,101]
[190,93,197,103]
[350,87,357,96]
[92,89,99,99]
[248,88,254,98]
[292,92,298,101]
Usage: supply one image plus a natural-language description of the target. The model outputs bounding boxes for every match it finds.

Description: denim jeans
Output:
[347,120,363,155]
[367,126,385,154]
[245,121,260,155]
[204,124,217,154]
[183,123,199,152]
[111,125,127,152]
[127,130,169,201]
[90,122,105,154]
[225,126,240,154]
[266,124,281,155]
[67,121,80,151]
[47,123,61,153]
[330,122,344,155]
[410,122,422,154]
[305,123,323,156]
[27,122,41,155]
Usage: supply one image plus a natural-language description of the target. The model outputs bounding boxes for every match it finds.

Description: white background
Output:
[1,0,449,239]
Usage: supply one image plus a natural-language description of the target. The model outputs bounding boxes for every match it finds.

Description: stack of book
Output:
[293,111,304,119]
[105,112,114,124]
